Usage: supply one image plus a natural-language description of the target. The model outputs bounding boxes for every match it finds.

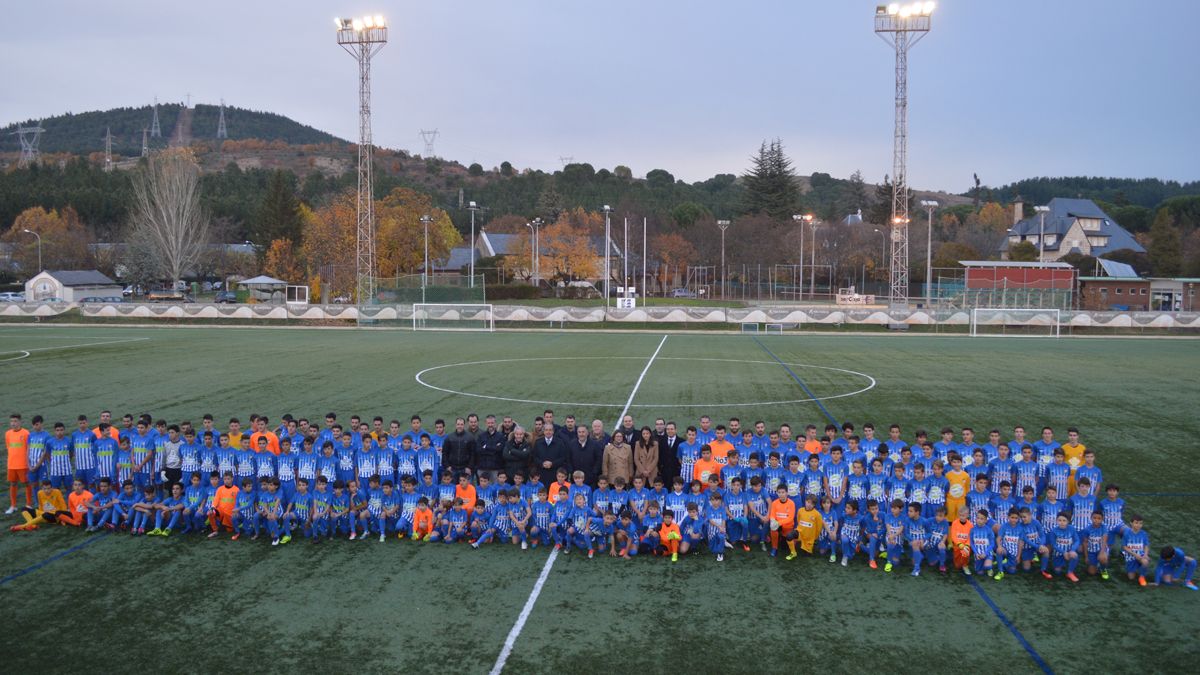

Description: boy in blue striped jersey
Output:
[994,509,1023,580]
[47,422,74,490]
[925,506,950,573]
[1119,515,1150,586]
[529,487,553,548]
[1041,512,1081,582]
[1083,510,1111,579]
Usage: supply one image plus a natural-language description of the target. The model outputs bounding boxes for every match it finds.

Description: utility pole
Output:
[875,2,934,308]
[421,214,432,289]
[217,98,228,139]
[419,129,439,157]
[336,15,388,305]
[103,127,114,172]
[920,199,938,307]
[150,97,162,138]
[602,205,612,311]
[141,128,149,157]
[1035,205,1050,262]
[810,219,820,301]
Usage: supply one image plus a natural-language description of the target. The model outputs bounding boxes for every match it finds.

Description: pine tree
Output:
[253,170,302,256]
[535,184,565,222]
[741,139,799,219]
[1147,208,1182,276]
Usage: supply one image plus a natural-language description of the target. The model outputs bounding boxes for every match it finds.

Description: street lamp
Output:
[602,205,612,310]
[1034,205,1050,262]
[21,229,42,273]
[808,217,819,301]
[920,199,938,307]
[793,214,812,301]
[873,228,887,288]
[526,218,542,285]
[420,215,432,289]
[466,201,479,287]
[717,220,731,299]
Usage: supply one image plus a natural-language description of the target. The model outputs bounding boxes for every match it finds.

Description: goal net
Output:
[413,303,495,332]
[970,308,1061,337]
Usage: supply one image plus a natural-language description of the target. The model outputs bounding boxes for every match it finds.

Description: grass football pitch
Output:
[0,325,1196,674]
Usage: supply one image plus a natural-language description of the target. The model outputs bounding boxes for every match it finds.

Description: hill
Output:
[0,103,343,156]
[972,176,1200,210]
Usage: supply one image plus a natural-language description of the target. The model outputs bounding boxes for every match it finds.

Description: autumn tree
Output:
[652,231,697,288]
[303,194,356,299]
[977,202,1011,232]
[1,206,95,276]
[263,238,304,282]
[375,187,462,279]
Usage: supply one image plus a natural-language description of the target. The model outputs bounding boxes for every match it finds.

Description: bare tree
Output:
[128,149,211,286]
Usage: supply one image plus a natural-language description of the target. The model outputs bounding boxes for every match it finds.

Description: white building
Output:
[24,270,123,302]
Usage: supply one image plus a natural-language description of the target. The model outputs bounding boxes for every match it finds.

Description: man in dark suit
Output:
[569,425,603,486]
[656,420,682,484]
[533,422,569,486]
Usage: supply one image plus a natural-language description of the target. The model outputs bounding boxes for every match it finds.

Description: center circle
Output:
[414,357,876,408]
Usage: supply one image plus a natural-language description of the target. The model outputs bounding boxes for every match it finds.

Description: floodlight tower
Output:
[336,15,388,305]
[875,1,934,308]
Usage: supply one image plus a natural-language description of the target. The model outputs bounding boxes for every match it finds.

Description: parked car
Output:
[104,296,125,303]
[670,288,698,298]
[213,291,238,304]
[122,284,146,297]
[78,296,125,304]
[0,292,25,302]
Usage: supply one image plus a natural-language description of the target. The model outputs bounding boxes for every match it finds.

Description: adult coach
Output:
[442,418,476,478]
[534,423,568,486]
[476,415,507,483]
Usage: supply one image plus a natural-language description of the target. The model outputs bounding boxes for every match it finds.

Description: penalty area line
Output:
[489,334,668,675]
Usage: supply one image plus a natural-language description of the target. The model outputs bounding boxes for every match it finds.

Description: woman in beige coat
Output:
[633,426,659,484]
[602,430,634,485]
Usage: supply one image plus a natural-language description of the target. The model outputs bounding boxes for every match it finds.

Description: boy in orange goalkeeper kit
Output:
[411,496,435,540]
[795,494,824,556]
[658,509,682,562]
[944,453,970,524]
[208,471,239,538]
[949,505,974,573]
[59,479,93,527]
[769,484,799,559]
[10,480,65,531]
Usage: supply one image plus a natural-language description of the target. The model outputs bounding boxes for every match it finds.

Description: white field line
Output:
[488,334,668,675]
[0,337,150,357]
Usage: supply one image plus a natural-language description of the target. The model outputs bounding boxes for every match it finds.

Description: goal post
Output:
[412,303,495,332]
[970,307,1061,337]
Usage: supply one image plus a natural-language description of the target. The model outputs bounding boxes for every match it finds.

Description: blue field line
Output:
[967,576,1054,674]
[750,336,839,427]
[0,532,109,587]
[1122,492,1200,498]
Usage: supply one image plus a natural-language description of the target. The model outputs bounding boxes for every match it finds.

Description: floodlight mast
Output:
[875,2,934,308]
[336,15,388,306]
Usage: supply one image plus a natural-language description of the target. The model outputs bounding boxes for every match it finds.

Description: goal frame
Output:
[412,303,495,332]
[969,307,1061,338]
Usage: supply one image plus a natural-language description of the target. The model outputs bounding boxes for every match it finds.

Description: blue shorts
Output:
[48,473,73,489]
[1125,558,1145,574]
[74,468,96,485]
[27,466,46,484]
[1086,551,1104,566]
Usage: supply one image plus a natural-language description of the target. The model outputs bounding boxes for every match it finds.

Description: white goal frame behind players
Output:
[969,307,1061,338]
[412,303,495,332]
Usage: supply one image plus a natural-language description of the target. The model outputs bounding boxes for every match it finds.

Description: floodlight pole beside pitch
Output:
[336,16,388,306]
[875,3,934,308]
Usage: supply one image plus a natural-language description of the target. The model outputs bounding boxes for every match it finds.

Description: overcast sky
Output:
[3,1,1195,191]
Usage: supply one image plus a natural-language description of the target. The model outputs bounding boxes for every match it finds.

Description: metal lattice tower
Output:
[875,3,933,307]
[337,16,388,305]
[150,97,161,137]
[217,99,228,139]
[419,129,438,157]
[103,126,114,172]
[558,156,574,167]
[141,128,149,157]
[12,122,45,167]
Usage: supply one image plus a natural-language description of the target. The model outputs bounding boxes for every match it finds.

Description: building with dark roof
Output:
[1000,198,1145,261]
[24,270,122,302]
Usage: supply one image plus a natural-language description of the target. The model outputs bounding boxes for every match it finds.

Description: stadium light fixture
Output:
[467,201,480,288]
[1035,205,1050,263]
[717,220,731,299]
[602,205,613,310]
[919,200,938,308]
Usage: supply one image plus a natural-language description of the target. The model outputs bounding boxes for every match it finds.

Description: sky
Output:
[2,1,1197,192]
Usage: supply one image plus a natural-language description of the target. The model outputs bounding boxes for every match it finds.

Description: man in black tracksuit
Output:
[475,415,507,483]
[441,417,477,479]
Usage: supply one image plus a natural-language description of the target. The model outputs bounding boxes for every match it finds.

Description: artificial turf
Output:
[0,326,1196,674]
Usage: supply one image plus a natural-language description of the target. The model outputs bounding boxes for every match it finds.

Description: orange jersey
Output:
[6,428,30,469]
[549,480,571,504]
[803,439,822,455]
[693,458,722,486]
[950,519,973,546]
[250,431,281,456]
[796,507,824,552]
[770,497,797,528]
[708,440,734,463]
[412,509,434,534]
[214,485,239,515]
[946,470,970,503]
[92,426,119,441]
[1062,442,1086,471]
[456,483,478,513]
[658,521,680,542]
[68,490,93,515]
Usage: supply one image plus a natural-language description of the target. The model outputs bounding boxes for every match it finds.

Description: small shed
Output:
[25,270,122,302]
[237,275,288,303]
